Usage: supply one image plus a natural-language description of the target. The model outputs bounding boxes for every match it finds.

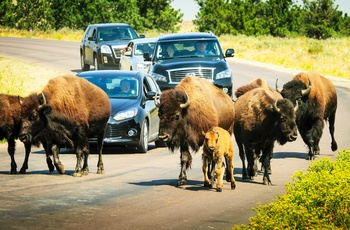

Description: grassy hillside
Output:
[1,22,349,80]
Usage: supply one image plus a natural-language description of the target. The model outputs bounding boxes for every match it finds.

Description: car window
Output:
[82,76,139,98]
[134,42,155,56]
[155,40,222,60]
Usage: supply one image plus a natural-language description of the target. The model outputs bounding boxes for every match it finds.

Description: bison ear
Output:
[39,104,52,116]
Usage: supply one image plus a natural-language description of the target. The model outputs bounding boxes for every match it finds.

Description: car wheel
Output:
[137,120,148,153]
[155,139,167,148]
[81,53,90,71]
[93,55,100,70]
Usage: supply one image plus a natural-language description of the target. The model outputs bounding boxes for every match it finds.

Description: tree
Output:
[302,0,340,39]
[0,0,17,27]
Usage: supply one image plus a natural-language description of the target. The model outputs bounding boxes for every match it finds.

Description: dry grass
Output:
[0,22,349,79]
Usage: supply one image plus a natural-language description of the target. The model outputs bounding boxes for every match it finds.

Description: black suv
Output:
[80,23,144,71]
[145,32,235,97]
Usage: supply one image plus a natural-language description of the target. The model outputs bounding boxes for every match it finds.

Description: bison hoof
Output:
[73,171,83,177]
[216,187,222,192]
[263,178,272,185]
[231,183,236,190]
[97,169,104,174]
[177,179,187,186]
[10,170,17,175]
[331,142,338,151]
[56,165,65,174]
[307,155,314,160]
[19,168,27,174]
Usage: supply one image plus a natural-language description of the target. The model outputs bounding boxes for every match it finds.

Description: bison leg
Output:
[42,143,55,173]
[246,148,256,180]
[73,148,84,177]
[178,149,192,186]
[328,112,338,151]
[202,154,212,188]
[96,132,105,175]
[19,142,32,174]
[215,160,225,192]
[225,152,236,190]
[261,144,273,185]
[237,141,248,179]
[52,144,65,174]
[7,137,17,174]
[82,143,90,176]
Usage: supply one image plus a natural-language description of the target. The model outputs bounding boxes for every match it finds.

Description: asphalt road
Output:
[0,37,350,230]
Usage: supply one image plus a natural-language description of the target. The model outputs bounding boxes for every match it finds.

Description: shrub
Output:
[233,149,350,229]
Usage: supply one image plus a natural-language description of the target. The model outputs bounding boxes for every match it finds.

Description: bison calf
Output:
[202,127,236,192]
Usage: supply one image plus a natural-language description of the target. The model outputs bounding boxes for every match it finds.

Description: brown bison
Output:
[202,127,236,192]
[280,72,338,160]
[155,76,235,186]
[234,88,298,185]
[0,94,32,174]
[235,78,283,175]
[19,75,111,177]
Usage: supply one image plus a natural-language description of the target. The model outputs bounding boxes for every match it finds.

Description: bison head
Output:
[19,93,52,144]
[203,128,219,153]
[273,99,298,145]
[281,78,312,107]
[155,89,190,146]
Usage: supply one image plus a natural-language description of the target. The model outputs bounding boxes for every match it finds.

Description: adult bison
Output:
[19,75,111,177]
[280,72,338,160]
[155,76,235,186]
[234,88,298,185]
[0,94,32,174]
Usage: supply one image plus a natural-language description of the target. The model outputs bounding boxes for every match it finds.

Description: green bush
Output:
[233,149,350,229]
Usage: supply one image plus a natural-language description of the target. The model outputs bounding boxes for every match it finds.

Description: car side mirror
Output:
[143,53,152,61]
[88,36,96,41]
[145,91,157,100]
[139,34,146,38]
[225,48,235,57]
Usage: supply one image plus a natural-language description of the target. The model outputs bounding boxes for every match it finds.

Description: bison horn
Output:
[180,92,191,109]
[294,100,299,112]
[18,95,23,105]
[154,92,160,108]
[301,78,312,96]
[273,100,280,113]
[41,92,47,105]
[275,78,281,93]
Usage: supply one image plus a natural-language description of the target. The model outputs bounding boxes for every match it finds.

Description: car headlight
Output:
[113,108,138,121]
[152,73,167,82]
[216,69,232,80]
[101,45,112,54]
[136,63,148,70]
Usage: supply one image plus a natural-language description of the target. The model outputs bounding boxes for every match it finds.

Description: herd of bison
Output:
[0,71,337,192]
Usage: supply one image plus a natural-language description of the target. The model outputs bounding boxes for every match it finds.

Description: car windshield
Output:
[97,27,138,41]
[83,76,139,99]
[155,40,222,60]
[134,42,155,56]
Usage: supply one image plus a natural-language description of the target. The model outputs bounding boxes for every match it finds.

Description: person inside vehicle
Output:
[120,79,131,93]
[119,29,130,39]
[163,44,176,58]
[194,41,213,55]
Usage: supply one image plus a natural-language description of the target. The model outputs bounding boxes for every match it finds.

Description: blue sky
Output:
[171,0,350,21]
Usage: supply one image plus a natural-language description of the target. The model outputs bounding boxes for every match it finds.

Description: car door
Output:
[84,26,97,65]
[143,75,160,141]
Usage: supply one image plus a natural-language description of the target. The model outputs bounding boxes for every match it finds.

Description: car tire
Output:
[155,139,167,148]
[93,55,100,71]
[137,120,148,153]
[81,53,90,71]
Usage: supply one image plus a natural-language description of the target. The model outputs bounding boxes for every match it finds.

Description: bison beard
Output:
[281,72,338,160]
[234,88,298,185]
[156,76,235,186]
[19,75,111,177]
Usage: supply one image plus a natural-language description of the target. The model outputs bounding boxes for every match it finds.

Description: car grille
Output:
[168,68,214,83]
[105,124,122,138]
[112,48,123,59]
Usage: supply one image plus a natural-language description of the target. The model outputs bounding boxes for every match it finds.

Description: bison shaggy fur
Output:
[281,72,338,160]
[156,75,235,186]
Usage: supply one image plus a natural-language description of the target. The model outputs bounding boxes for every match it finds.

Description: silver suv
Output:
[80,23,144,71]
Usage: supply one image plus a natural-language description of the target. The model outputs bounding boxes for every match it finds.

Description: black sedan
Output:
[77,70,165,153]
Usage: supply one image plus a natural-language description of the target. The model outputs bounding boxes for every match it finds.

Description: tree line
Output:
[0,0,349,39]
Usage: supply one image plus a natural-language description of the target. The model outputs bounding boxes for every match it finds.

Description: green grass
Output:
[1,24,349,80]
